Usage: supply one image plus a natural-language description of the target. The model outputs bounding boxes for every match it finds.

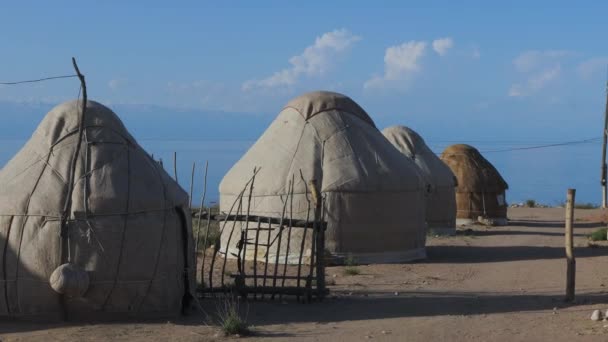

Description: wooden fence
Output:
[193,169,328,302]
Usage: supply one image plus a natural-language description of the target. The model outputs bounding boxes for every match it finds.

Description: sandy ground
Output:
[3,207,608,341]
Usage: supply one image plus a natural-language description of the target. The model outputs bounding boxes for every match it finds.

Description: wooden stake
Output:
[297,170,312,302]
[58,57,87,321]
[195,161,209,285]
[173,151,178,184]
[196,163,209,244]
[271,180,291,299]
[565,188,576,302]
[601,70,608,208]
[189,162,196,208]
[309,179,326,300]
[280,174,296,300]
[253,216,262,300]
[241,167,257,282]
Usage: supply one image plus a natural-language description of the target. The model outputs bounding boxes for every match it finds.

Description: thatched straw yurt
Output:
[383,126,457,235]
[440,144,508,225]
[0,100,195,320]
[220,91,427,264]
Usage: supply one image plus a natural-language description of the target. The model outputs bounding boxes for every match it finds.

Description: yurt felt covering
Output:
[383,125,457,234]
[440,144,508,221]
[220,91,428,264]
[0,100,195,320]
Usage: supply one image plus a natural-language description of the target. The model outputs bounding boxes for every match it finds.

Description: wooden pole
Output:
[58,57,87,321]
[195,161,209,285]
[601,70,608,208]
[309,179,325,300]
[189,162,196,208]
[565,188,576,302]
[173,151,178,184]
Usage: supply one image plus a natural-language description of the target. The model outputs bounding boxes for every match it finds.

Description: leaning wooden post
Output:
[189,162,196,208]
[309,179,325,300]
[601,72,608,208]
[565,188,576,302]
[173,151,179,184]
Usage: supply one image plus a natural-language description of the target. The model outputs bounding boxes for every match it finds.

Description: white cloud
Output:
[509,65,561,97]
[508,50,571,97]
[577,57,608,79]
[108,78,128,91]
[528,66,561,90]
[471,46,481,59]
[364,41,427,90]
[242,29,360,91]
[432,37,454,56]
[512,50,570,72]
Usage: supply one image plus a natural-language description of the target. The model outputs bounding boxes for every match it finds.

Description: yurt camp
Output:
[383,126,457,235]
[440,144,509,226]
[0,100,195,320]
[220,91,427,264]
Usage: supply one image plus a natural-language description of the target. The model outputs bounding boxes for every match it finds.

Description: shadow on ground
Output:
[3,290,605,333]
[457,229,588,237]
[425,245,608,263]
[242,290,608,326]
[508,220,605,229]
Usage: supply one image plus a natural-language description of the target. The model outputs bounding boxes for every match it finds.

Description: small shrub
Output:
[216,295,251,336]
[589,228,607,241]
[344,255,357,266]
[525,199,536,208]
[343,266,361,276]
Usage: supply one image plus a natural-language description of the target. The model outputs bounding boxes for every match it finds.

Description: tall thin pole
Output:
[189,162,196,208]
[173,151,178,184]
[601,68,608,208]
[565,188,576,302]
[58,58,87,321]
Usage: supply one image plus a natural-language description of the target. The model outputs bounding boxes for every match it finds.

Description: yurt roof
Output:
[34,100,136,147]
[220,91,424,196]
[382,125,455,188]
[284,91,376,127]
[440,144,508,192]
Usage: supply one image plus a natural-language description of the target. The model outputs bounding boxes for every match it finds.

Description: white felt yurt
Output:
[383,125,457,235]
[0,100,195,320]
[220,91,427,264]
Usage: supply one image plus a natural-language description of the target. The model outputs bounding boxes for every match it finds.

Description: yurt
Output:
[382,126,457,235]
[440,144,508,225]
[0,100,195,320]
[220,91,427,264]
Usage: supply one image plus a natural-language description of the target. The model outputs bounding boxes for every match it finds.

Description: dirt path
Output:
[3,208,608,341]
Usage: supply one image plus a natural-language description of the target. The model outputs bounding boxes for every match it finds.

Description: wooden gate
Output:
[195,171,327,302]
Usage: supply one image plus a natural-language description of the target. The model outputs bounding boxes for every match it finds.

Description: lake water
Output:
[0,139,602,207]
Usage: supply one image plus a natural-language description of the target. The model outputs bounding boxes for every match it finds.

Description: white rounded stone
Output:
[49,263,89,298]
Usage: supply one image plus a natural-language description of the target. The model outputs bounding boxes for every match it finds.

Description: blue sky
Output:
[2,1,608,118]
[1,1,608,204]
